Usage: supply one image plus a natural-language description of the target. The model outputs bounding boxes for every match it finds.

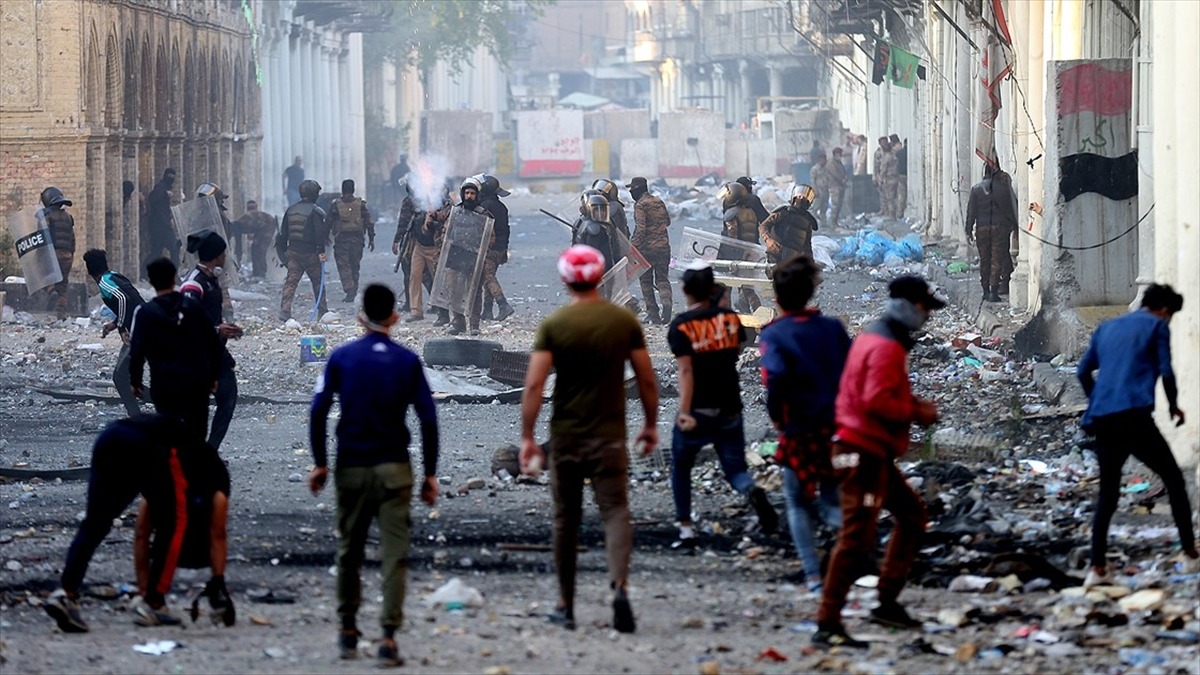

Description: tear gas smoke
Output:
[408,155,453,212]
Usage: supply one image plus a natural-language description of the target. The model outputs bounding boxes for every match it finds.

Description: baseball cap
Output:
[681,261,715,299]
[736,176,756,190]
[557,245,606,285]
[625,177,648,190]
[888,276,947,309]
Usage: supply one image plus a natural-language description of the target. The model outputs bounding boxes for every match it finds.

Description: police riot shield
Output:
[597,257,634,306]
[6,206,62,294]
[673,226,768,270]
[430,207,494,316]
[172,196,240,285]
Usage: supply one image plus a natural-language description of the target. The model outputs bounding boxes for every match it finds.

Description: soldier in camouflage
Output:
[826,148,849,228]
[328,179,375,303]
[809,150,830,228]
[278,179,330,321]
[627,177,673,324]
[40,187,76,320]
[874,137,898,219]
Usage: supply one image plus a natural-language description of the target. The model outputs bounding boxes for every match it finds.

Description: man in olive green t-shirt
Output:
[521,245,659,634]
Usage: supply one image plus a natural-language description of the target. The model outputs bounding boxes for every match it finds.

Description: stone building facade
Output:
[0,0,260,279]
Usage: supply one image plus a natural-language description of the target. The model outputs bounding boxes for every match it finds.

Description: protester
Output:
[759,256,849,591]
[815,275,944,649]
[309,284,440,667]
[519,245,659,634]
[1078,283,1198,586]
[667,263,777,550]
[82,249,145,417]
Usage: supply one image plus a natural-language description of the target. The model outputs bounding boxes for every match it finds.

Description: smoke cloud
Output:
[408,155,453,212]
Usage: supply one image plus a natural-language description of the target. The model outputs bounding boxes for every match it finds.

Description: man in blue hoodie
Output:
[1078,283,1197,586]
[758,255,850,591]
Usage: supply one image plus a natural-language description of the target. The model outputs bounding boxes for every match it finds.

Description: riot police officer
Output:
[717,182,762,313]
[40,187,76,319]
[278,180,330,321]
[759,184,818,263]
[474,174,514,322]
[327,179,375,302]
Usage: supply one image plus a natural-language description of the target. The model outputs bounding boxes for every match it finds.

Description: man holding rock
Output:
[519,245,659,634]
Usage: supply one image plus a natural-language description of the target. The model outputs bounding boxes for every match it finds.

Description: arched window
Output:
[122,37,138,130]
[155,42,169,130]
[104,32,121,128]
[84,25,102,126]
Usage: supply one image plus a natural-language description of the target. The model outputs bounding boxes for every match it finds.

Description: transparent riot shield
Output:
[597,257,635,306]
[172,196,241,285]
[7,206,62,294]
[430,207,494,316]
[673,226,768,270]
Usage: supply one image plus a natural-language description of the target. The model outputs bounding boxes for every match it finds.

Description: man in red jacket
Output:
[813,276,944,649]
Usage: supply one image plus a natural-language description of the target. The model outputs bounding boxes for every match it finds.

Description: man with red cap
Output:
[519,245,659,634]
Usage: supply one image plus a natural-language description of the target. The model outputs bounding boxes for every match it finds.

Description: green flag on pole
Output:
[888,45,920,88]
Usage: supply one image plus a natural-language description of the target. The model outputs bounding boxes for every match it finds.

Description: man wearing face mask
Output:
[813,276,943,650]
[181,230,243,450]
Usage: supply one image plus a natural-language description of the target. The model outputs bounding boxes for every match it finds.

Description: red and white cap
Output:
[557,245,606,285]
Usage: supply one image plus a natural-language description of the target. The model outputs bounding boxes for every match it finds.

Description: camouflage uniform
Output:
[279,201,329,319]
[409,202,449,320]
[45,207,76,319]
[630,192,673,322]
[328,196,374,300]
[392,196,429,313]
[872,146,890,217]
[809,161,830,226]
[879,149,899,219]
[759,205,817,263]
[722,205,762,313]
[233,210,278,278]
[825,157,849,227]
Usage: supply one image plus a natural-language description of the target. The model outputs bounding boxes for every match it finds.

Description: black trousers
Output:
[61,419,190,605]
[152,384,211,444]
[209,360,238,450]
[1090,410,1196,567]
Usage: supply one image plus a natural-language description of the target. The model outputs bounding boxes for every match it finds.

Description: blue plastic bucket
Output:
[300,335,328,364]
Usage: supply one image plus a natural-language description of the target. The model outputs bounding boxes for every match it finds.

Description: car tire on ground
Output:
[422,338,504,369]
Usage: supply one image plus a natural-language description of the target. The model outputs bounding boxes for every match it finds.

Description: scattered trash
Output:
[756,647,787,662]
[424,577,484,609]
[133,640,179,656]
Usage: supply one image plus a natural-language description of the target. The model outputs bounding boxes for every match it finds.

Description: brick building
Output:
[0,0,260,280]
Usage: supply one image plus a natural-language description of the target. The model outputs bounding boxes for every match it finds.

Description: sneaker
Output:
[376,638,404,668]
[206,580,236,627]
[671,535,699,551]
[812,627,869,650]
[339,629,361,660]
[612,589,636,634]
[748,487,780,534]
[546,606,576,631]
[129,596,182,627]
[44,591,89,633]
[870,600,922,629]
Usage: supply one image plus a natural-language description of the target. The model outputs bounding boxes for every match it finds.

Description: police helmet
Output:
[196,182,228,201]
[584,193,610,224]
[790,184,816,210]
[591,178,620,203]
[578,188,602,216]
[460,176,482,203]
[478,174,510,198]
[298,179,322,202]
[717,181,747,211]
[40,187,72,208]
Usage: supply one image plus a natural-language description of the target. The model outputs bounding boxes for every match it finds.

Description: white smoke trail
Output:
[408,155,454,212]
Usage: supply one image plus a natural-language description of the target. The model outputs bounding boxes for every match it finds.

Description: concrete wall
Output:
[658,111,725,178]
[583,109,651,179]
[1150,0,1200,468]
[619,138,658,180]
[724,138,776,178]
[420,111,494,177]
[1039,59,1138,308]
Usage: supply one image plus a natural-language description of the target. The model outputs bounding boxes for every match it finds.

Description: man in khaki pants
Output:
[309,284,440,667]
[406,193,448,323]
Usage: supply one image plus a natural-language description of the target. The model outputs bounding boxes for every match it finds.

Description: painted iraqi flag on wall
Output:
[1056,62,1137,201]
